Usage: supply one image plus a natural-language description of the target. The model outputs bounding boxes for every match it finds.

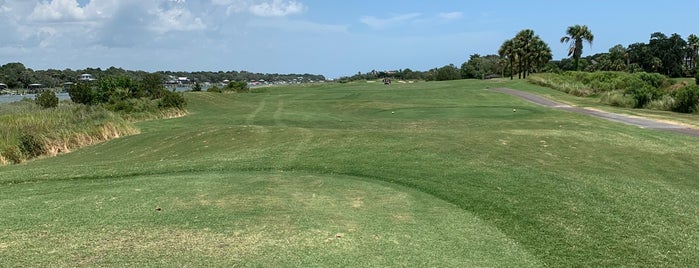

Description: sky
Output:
[1,0,698,78]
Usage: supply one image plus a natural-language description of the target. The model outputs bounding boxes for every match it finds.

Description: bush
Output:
[225,81,249,93]
[207,85,222,93]
[2,146,23,164]
[634,72,672,89]
[192,83,202,92]
[600,91,635,108]
[18,130,45,158]
[68,83,97,105]
[35,90,58,108]
[695,71,699,85]
[626,85,660,108]
[158,90,187,109]
[646,95,676,111]
[673,85,699,113]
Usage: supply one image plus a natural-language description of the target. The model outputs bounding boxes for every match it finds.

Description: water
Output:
[0,92,71,104]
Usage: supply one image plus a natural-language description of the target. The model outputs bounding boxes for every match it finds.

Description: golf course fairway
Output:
[2,80,698,267]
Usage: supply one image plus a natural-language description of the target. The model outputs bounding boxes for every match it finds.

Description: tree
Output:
[435,64,461,81]
[139,73,166,99]
[515,29,535,79]
[192,82,202,92]
[686,34,699,72]
[35,90,59,108]
[560,25,594,71]
[498,29,551,79]
[68,83,97,105]
[499,39,517,80]
[529,38,553,74]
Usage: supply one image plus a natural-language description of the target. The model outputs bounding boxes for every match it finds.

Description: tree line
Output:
[0,63,326,90]
[462,27,698,80]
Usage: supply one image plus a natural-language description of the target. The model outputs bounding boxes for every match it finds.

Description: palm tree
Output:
[686,34,699,71]
[529,37,553,73]
[515,29,535,79]
[498,39,517,80]
[560,25,594,71]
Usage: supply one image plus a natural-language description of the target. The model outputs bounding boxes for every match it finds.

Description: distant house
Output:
[62,82,74,91]
[28,83,43,93]
[79,74,96,82]
[177,77,190,84]
[0,83,7,90]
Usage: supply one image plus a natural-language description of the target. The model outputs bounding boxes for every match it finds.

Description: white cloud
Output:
[29,0,86,22]
[438,12,463,20]
[150,6,206,34]
[249,0,304,17]
[359,13,421,30]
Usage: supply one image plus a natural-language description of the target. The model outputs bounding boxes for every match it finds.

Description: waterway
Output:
[0,92,72,104]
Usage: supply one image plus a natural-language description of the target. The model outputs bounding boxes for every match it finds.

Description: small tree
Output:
[35,90,58,108]
[140,73,166,99]
[225,81,249,93]
[158,90,187,109]
[207,85,222,93]
[673,85,699,113]
[192,82,202,92]
[68,83,96,105]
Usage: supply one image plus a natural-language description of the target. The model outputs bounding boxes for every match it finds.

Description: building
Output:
[79,74,96,82]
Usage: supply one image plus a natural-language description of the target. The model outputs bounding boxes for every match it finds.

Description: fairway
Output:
[2,80,699,266]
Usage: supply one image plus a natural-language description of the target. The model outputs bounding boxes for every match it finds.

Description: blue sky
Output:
[1,0,697,78]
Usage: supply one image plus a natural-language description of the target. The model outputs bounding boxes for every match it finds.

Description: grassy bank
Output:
[0,100,138,164]
[528,71,699,112]
[1,80,699,266]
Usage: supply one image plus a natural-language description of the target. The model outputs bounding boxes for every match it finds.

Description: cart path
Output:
[490,87,699,137]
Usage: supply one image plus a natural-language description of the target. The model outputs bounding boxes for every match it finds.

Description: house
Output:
[0,83,7,90]
[79,74,96,81]
[27,83,43,93]
[177,77,190,84]
[62,82,74,91]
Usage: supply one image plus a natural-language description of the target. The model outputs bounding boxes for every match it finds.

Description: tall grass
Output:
[0,100,138,164]
[527,71,699,112]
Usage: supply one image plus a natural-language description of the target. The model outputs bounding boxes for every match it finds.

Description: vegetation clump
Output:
[529,71,699,112]
[1,72,186,164]
[35,90,58,108]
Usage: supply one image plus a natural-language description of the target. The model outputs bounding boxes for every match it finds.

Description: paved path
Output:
[491,88,699,137]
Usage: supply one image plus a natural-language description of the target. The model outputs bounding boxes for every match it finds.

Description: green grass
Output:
[2,80,699,266]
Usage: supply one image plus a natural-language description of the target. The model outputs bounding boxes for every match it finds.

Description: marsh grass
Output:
[0,100,138,164]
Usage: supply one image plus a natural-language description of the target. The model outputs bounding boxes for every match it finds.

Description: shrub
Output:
[158,90,187,109]
[225,81,249,93]
[18,130,45,158]
[2,146,23,164]
[646,95,676,111]
[35,90,58,108]
[673,85,699,113]
[600,91,635,108]
[626,85,660,108]
[68,83,97,105]
[192,83,202,92]
[634,72,672,89]
[207,85,222,93]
